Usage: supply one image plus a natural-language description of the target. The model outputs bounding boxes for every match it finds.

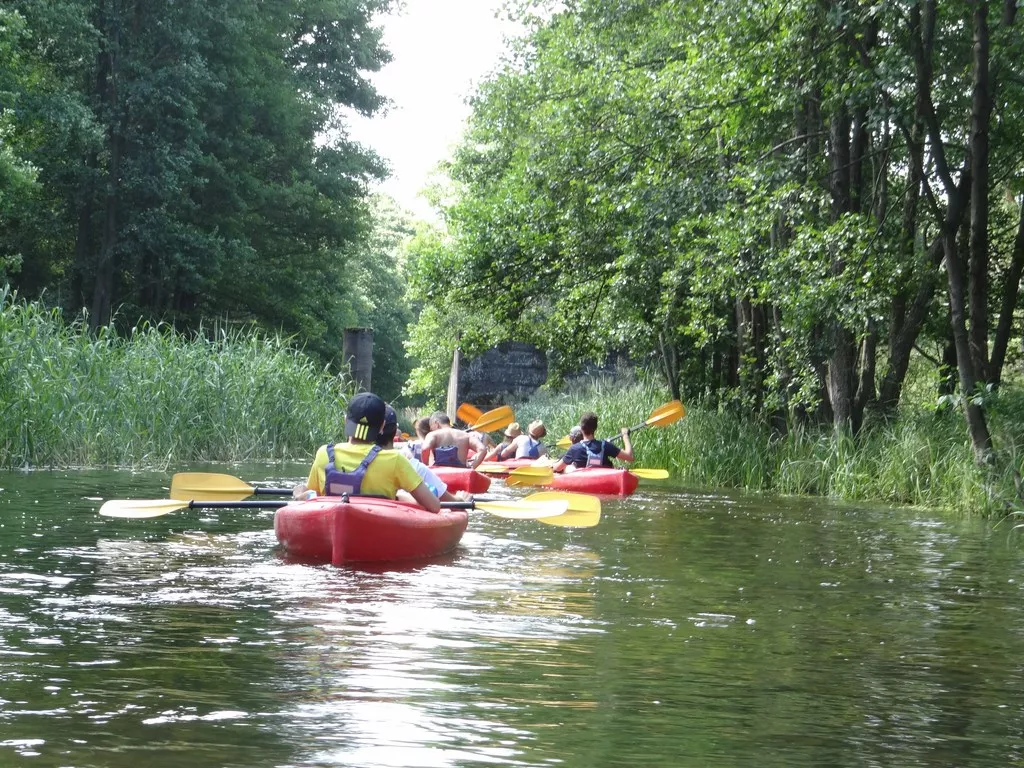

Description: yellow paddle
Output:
[99,492,569,521]
[474,463,554,480]
[556,400,686,449]
[168,471,593,525]
[170,468,551,501]
[467,404,515,434]
[457,402,484,424]
[524,491,601,527]
[629,468,670,480]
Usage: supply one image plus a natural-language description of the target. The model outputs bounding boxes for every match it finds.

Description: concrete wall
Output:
[458,341,547,407]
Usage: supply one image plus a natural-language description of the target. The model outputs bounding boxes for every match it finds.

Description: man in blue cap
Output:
[292,392,441,512]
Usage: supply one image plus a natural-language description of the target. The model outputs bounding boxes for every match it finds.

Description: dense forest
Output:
[4,0,1024,476]
[407,0,1024,468]
[0,0,414,399]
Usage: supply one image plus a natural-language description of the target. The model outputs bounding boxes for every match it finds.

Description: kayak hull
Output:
[549,468,640,496]
[274,497,468,565]
[430,466,492,493]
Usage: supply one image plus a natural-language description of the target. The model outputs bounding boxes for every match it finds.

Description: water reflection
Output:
[1,469,1024,767]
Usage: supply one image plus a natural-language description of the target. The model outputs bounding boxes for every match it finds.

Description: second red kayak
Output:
[547,467,640,496]
[430,466,492,493]
[274,497,469,565]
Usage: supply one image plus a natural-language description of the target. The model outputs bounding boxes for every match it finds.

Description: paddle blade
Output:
[556,434,573,449]
[100,499,190,518]
[457,402,484,424]
[526,490,601,527]
[469,405,515,434]
[645,400,686,428]
[170,472,255,501]
[503,466,555,487]
[629,468,670,480]
[475,498,568,520]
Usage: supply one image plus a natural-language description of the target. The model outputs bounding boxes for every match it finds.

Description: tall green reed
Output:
[509,373,1021,515]
[0,288,349,469]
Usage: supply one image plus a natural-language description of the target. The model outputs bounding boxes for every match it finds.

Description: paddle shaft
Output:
[175,498,499,511]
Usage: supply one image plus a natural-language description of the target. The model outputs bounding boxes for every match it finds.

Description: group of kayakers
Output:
[292,392,636,509]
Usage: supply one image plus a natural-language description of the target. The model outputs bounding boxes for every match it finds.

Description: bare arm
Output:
[468,434,487,469]
[615,428,634,463]
[409,481,442,513]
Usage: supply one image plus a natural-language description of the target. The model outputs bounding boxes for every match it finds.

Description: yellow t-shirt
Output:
[305,442,424,499]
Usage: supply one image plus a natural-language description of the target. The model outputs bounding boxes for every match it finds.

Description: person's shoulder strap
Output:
[326,443,335,465]
[357,444,382,471]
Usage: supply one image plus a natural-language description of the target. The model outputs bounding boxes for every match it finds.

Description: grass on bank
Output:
[512,373,1024,517]
[0,288,348,469]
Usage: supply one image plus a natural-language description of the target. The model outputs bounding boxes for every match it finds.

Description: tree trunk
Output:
[968,0,991,383]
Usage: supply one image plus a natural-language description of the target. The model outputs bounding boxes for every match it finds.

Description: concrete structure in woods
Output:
[343,328,374,392]
[458,341,547,407]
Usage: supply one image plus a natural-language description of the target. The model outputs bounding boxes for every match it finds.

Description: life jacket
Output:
[515,435,542,460]
[583,439,606,468]
[324,444,382,496]
[432,444,463,467]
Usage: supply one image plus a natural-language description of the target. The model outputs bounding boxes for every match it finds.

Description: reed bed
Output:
[512,374,1023,516]
[0,289,347,469]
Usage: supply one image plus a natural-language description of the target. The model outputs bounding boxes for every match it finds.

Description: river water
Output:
[1,465,1022,767]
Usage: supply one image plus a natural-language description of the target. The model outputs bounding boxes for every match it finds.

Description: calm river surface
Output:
[1,464,1023,767]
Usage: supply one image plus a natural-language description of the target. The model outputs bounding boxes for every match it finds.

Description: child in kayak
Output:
[553,412,633,473]
[292,392,441,512]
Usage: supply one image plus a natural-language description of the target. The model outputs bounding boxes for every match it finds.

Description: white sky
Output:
[347,0,521,221]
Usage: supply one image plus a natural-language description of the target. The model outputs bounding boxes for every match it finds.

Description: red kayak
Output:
[548,467,640,496]
[429,466,492,493]
[274,497,468,565]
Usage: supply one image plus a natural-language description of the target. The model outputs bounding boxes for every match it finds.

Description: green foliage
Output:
[0,288,347,468]
[0,0,395,368]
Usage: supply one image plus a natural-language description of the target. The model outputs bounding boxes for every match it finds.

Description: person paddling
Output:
[553,411,633,473]
[292,392,441,512]
[506,419,548,460]
[401,416,432,463]
[421,411,487,469]
[484,422,522,461]
[378,405,472,503]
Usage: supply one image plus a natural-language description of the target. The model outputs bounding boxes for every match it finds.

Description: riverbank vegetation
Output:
[517,375,1024,516]
[0,289,343,468]
[0,1,413,400]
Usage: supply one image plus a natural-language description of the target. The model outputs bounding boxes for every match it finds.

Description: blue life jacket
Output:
[516,436,542,460]
[432,444,463,467]
[583,439,606,468]
[324,444,381,496]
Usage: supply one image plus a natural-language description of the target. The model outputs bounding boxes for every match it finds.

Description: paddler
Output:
[400,416,432,463]
[552,411,633,473]
[483,421,522,461]
[502,419,549,460]
[378,405,472,503]
[292,392,441,512]
[421,411,487,469]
